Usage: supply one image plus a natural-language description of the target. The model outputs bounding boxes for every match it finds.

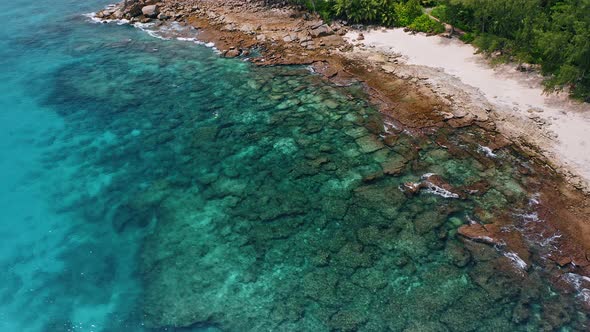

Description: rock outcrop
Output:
[142,5,159,18]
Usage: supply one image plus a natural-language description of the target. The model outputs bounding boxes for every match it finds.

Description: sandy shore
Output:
[346,28,590,191]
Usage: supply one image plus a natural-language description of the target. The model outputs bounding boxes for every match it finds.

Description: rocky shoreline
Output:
[93,0,590,328]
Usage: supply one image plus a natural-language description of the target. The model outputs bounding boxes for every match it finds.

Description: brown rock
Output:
[310,24,332,38]
[365,116,384,134]
[157,12,171,20]
[459,180,490,196]
[127,3,143,17]
[457,224,500,245]
[547,252,572,267]
[383,135,398,146]
[224,48,242,58]
[142,5,159,18]
[401,181,423,196]
[447,113,475,128]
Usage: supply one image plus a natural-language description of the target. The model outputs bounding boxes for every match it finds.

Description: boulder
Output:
[224,48,242,58]
[157,12,171,20]
[297,31,312,42]
[310,24,332,38]
[283,32,298,43]
[127,3,143,17]
[113,9,124,19]
[142,5,159,18]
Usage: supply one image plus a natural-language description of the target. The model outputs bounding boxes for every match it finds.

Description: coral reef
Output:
[42,19,589,331]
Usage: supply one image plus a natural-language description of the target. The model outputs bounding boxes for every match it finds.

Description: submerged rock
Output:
[53,30,590,330]
[380,154,407,175]
[111,202,153,232]
[457,223,500,245]
[355,135,384,153]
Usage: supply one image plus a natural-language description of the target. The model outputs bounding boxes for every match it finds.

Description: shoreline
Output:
[92,0,590,322]
[91,2,590,194]
[346,28,590,193]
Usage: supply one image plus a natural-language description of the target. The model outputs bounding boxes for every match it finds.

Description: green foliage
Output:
[535,0,590,100]
[284,0,590,101]
[430,4,448,21]
[304,0,335,21]
[286,0,426,28]
[459,32,475,43]
[332,0,399,26]
[408,14,445,33]
[472,34,513,53]
[437,0,590,101]
[394,0,423,26]
[420,0,438,7]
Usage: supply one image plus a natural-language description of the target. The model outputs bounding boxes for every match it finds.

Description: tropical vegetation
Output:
[270,0,590,101]
[431,0,590,101]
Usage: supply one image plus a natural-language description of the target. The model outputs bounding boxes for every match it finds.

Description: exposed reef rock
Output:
[85,0,590,330]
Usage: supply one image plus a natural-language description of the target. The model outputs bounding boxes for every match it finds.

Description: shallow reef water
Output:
[1,0,589,331]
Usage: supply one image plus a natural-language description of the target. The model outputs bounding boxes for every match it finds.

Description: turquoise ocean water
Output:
[1,0,589,331]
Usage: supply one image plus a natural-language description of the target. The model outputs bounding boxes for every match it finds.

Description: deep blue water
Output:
[1,0,590,331]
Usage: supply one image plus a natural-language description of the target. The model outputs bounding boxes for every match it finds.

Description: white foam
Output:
[528,193,541,205]
[423,182,460,199]
[478,145,497,158]
[83,12,102,23]
[83,12,220,53]
[176,37,198,42]
[563,273,590,304]
[475,236,496,244]
[466,215,478,225]
[420,173,436,180]
[83,12,129,25]
[504,251,527,270]
[132,22,171,40]
[515,211,541,223]
[538,232,561,248]
[411,173,460,198]
[383,119,399,134]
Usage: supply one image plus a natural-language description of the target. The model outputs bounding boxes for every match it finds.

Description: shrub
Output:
[459,32,475,43]
[332,0,397,26]
[430,4,448,21]
[394,0,423,26]
[408,14,445,33]
[304,0,334,21]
